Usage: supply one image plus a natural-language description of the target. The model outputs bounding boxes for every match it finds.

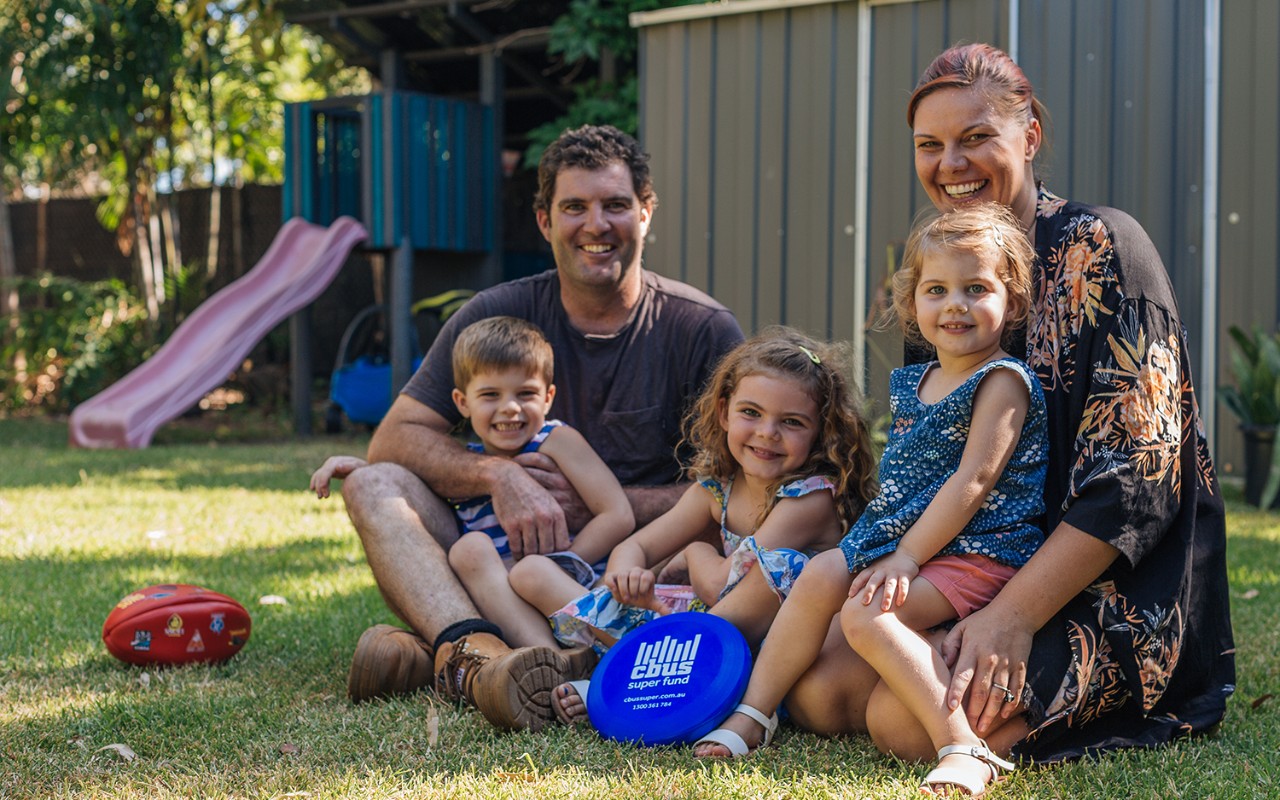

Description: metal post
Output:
[291,306,313,436]
[480,48,504,283]
[1200,0,1221,450]
[390,236,415,397]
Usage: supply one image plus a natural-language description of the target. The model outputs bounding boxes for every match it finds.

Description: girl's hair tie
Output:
[798,345,821,365]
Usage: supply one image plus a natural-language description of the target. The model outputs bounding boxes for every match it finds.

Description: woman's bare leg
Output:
[783,615,881,736]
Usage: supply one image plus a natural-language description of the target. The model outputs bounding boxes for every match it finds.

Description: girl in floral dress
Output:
[507,327,878,725]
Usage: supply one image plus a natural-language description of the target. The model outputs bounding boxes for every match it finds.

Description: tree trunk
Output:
[36,189,47,273]
[131,182,160,320]
[230,183,243,277]
[0,196,17,323]
[161,191,181,277]
[206,184,221,278]
[148,185,166,305]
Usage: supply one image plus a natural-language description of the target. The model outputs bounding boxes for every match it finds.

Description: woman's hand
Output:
[941,601,1035,737]
[849,551,921,611]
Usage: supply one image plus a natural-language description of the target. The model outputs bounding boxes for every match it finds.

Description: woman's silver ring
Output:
[992,683,1015,704]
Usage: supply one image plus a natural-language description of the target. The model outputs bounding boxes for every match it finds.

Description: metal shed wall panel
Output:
[1018,0,1206,362]
[1217,0,1280,475]
[861,0,1009,413]
[638,0,1222,444]
[640,3,863,340]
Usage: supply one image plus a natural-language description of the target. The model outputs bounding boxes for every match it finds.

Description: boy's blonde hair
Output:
[451,316,555,389]
[890,203,1035,349]
[682,326,878,530]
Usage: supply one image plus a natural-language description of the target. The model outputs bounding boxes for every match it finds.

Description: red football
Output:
[102,584,251,666]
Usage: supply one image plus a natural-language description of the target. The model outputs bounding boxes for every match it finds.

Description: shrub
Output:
[0,274,155,412]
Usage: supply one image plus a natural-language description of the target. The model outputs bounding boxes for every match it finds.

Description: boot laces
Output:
[435,638,490,701]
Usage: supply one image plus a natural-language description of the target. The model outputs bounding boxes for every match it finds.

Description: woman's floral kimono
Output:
[1013,185,1235,761]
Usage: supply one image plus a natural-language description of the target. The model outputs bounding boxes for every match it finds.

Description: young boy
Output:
[312,316,635,648]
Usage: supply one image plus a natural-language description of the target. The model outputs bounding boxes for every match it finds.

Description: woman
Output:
[766,42,1232,782]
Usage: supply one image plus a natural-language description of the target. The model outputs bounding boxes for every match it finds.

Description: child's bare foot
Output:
[553,680,590,725]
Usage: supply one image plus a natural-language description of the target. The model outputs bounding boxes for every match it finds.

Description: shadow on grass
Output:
[1,438,369,490]
[0,414,370,491]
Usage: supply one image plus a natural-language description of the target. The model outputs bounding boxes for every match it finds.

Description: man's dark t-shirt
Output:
[402,269,744,486]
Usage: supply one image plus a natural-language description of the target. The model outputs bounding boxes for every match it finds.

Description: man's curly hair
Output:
[534,124,657,213]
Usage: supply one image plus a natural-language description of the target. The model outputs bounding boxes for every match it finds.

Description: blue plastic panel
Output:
[282,91,494,252]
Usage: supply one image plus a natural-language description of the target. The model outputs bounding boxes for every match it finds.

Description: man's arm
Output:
[513,450,689,531]
[369,395,570,558]
[624,483,690,528]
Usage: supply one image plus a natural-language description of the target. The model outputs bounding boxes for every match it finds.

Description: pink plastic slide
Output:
[69,216,368,448]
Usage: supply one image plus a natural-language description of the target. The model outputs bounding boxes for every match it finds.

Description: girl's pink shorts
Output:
[918,553,1018,618]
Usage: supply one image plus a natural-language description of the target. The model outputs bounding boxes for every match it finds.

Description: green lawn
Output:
[1,413,1277,799]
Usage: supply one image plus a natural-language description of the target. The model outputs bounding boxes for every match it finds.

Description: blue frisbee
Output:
[586,612,751,746]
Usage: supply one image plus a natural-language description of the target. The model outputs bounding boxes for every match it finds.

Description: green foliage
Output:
[0,1,369,196]
[548,0,653,64]
[522,79,639,169]
[166,1,369,187]
[523,0,700,167]
[0,274,155,411]
[1218,324,1280,506]
[0,1,185,197]
[1219,325,1280,427]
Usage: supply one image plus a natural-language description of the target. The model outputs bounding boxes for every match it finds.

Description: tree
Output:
[165,2,367,278]
[523,0,700,166]
[0,0,368,316]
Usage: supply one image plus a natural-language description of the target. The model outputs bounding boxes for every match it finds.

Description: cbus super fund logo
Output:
[627,633,701,691]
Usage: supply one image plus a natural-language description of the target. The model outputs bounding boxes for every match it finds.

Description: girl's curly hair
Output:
[682,326,878,530]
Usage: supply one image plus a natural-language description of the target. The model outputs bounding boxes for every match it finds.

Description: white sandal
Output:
[921,741,1016,797]
[692,703,778,758]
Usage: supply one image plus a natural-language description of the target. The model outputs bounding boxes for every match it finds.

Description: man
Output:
[341,124,744,731]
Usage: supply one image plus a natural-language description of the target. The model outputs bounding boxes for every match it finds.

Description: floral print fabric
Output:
[1014,186,1233,761]
[839,358,1048,573]
[705,474,835,602]
[545,475,833,652]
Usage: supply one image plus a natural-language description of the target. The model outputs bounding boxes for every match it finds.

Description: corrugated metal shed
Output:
[634,0,1274,474]
[1218,0,1280,478]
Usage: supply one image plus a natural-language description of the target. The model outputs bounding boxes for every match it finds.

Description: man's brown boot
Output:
[433,633,566,731]
[347,624,435,703]
[561,645,599,681]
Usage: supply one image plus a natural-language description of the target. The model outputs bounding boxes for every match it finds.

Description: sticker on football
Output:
[102,583,251,666]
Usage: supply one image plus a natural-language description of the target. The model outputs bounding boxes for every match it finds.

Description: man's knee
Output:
[342,462,416,520]
[342,462,457,548]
